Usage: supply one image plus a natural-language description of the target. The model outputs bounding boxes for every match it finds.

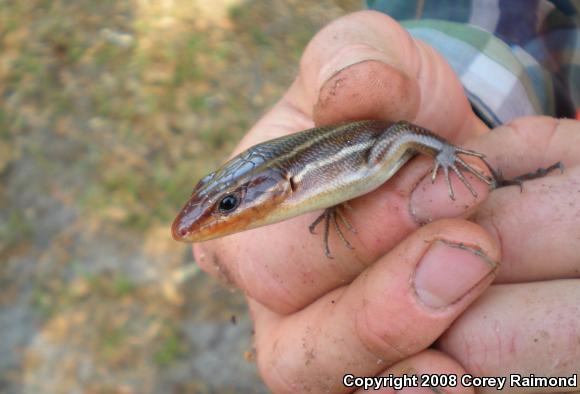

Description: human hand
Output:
[190,11,580,393]
[196,9,491,314]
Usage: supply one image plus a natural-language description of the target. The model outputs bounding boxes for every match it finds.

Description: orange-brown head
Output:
[172,153,292,242]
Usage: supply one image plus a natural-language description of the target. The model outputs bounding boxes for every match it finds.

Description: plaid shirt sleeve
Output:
[366,0,580,127]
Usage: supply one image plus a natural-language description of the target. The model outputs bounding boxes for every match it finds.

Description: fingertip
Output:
[477,116,580,177]
[300,10,414,85]
[313,59,420,125]
[412,238,498,309]
[351,219,499,361]
[295,10,421,125]
[409,157,493,225]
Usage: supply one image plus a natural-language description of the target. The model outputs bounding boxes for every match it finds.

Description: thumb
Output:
[251,219,500,393]
[296,10,487,139]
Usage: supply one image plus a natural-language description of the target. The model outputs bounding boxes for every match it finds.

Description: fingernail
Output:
[413,240,497,308]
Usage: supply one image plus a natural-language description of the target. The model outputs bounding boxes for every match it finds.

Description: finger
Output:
[301,11,487,138]
[438,280,580,394]
[475,117,580,178]
[193,10,494,314]
[251,220,499,394]
[354,350,474,394]
[471,117,580,282]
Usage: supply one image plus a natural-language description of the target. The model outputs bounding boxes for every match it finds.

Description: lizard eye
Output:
[218,194,239,213]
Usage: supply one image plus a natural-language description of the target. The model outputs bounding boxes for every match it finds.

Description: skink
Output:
[171,120,495,257]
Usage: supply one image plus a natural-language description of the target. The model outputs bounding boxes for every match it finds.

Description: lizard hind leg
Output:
[369,121,494,202]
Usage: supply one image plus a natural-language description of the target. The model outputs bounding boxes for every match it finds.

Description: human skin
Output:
[190,11,580,394]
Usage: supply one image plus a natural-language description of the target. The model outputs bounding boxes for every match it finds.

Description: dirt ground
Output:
[0,1,361,392]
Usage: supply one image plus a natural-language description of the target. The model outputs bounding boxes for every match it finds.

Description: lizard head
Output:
[171,152,292,242]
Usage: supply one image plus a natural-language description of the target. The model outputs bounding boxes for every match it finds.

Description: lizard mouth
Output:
[171,218,190,241]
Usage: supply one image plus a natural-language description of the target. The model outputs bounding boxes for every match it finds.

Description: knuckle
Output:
[255,345,301,394]
[354,300,414,364]
[238,260,303,315]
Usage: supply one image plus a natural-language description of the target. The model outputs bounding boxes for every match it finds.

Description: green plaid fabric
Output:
[367,0,580,126]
